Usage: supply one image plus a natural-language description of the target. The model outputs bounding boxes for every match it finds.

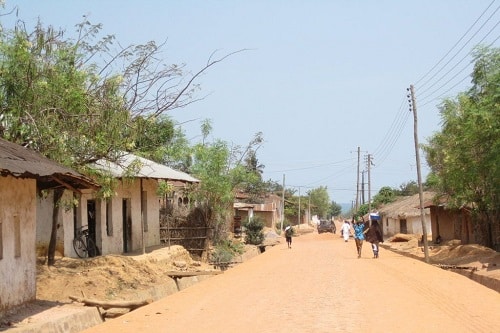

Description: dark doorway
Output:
[400,219,408,234]
[87,200,99,256]
[122,198,132,253]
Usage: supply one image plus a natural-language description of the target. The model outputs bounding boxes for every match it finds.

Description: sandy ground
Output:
[81,229,500,333]
[1,224,499,331]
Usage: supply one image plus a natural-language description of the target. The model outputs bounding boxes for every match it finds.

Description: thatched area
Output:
[377,192,436,219]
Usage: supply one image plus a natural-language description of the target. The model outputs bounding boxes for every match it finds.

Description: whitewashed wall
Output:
[36,190,74,256]
[0,176,36,316]
[109,179,160,253]
[37,178,162,258]
[98,178,160,255]
[382,215,432,237]
[408,215,432,236]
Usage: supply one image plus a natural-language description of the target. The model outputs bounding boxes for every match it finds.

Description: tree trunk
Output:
[69,295,153,310]
[47,188,64,266]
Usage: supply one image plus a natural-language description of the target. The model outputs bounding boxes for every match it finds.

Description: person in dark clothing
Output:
[285,226,293,249]
[365,220,383,258]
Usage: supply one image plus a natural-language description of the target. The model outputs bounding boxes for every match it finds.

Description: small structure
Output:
[233,192,282,229]
[377,192,435,238]
[0,138,98,317]
[36,153,200,258]
[423,197,499,250]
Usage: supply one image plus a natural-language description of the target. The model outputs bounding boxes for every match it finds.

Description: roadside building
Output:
[377,192,435,238]
[0,138,98,317]
[36,153,199,258]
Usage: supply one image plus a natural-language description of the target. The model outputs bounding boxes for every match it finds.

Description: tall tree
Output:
[307,186,330,218]
[0,17,239,263]
[423,46,499,248]
[372,186,396,206]
[190,138,234,242]
[328,201,342,218]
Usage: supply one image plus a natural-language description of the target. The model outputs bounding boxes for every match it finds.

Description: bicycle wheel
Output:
[86,237,98,257]
[73,238,87,258]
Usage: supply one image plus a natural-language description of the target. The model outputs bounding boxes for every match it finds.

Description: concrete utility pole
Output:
[355,146,361,212]
[409,84,429,263]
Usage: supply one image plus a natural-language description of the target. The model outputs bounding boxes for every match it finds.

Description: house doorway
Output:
[122,198,132,253]
[87,200,99,256]
[400,219,408,234]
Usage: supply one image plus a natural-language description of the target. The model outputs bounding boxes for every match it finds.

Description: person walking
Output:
[353,219,366,258]
[341,220,352,242]
[365,219,383,258]
[285,225,293,249]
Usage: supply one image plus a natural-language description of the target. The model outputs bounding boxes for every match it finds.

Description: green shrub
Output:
[210,239,245,265]
[243,216,265,245]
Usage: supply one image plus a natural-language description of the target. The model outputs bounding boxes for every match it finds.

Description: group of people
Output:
[341,218,383,258]
[283,216,384,258]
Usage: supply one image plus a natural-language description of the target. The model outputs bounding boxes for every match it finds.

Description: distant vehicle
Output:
[317,220,336,234]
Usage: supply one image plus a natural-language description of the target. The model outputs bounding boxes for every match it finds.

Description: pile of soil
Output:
[384,234,500,291]
[1,245,220,330]
[36,245,214,303]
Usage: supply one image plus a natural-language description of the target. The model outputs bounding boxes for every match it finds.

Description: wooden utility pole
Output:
[367,154,372,214]
[361,171,365,204]
[280,174,285,231]
[298,187,301,228]
[355,146,360,212]
[409,84,429,263]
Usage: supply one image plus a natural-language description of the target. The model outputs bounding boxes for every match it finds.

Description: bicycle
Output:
[73,225,98,258]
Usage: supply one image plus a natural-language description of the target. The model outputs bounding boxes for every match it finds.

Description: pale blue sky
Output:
[2,1,499,204]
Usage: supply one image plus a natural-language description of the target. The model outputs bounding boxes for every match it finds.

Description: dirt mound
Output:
[430,244,500,267]
[36,245,213,303]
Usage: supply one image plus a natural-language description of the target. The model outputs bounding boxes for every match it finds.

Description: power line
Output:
[419,30,500,106]
[419,19,500,100]
[265,157,356,174]
[371,94,412,168]
[416,0,499,89]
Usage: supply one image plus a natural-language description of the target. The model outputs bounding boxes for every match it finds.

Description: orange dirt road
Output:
[82,232,500,333]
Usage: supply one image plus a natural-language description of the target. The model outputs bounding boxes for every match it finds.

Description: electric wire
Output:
[418,20,500,103]
[414,0,497,86]
[370,93,412,169]
[417,3,500,93]
[372,94,408,161]
[419,29,500,106]
[265,157,356,174]
[374,112,411,168]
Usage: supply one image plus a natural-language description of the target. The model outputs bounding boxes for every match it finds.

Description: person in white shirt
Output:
[341,220,352,242]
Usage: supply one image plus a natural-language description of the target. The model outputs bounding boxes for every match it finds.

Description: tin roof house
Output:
[36,153,200,258]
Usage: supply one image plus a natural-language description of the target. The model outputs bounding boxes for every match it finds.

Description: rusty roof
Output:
[93,153,199,183]
[0,138,99,191]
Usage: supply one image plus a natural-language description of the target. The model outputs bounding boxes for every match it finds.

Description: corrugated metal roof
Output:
[0,138,99,190]
[94,153,199,183]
